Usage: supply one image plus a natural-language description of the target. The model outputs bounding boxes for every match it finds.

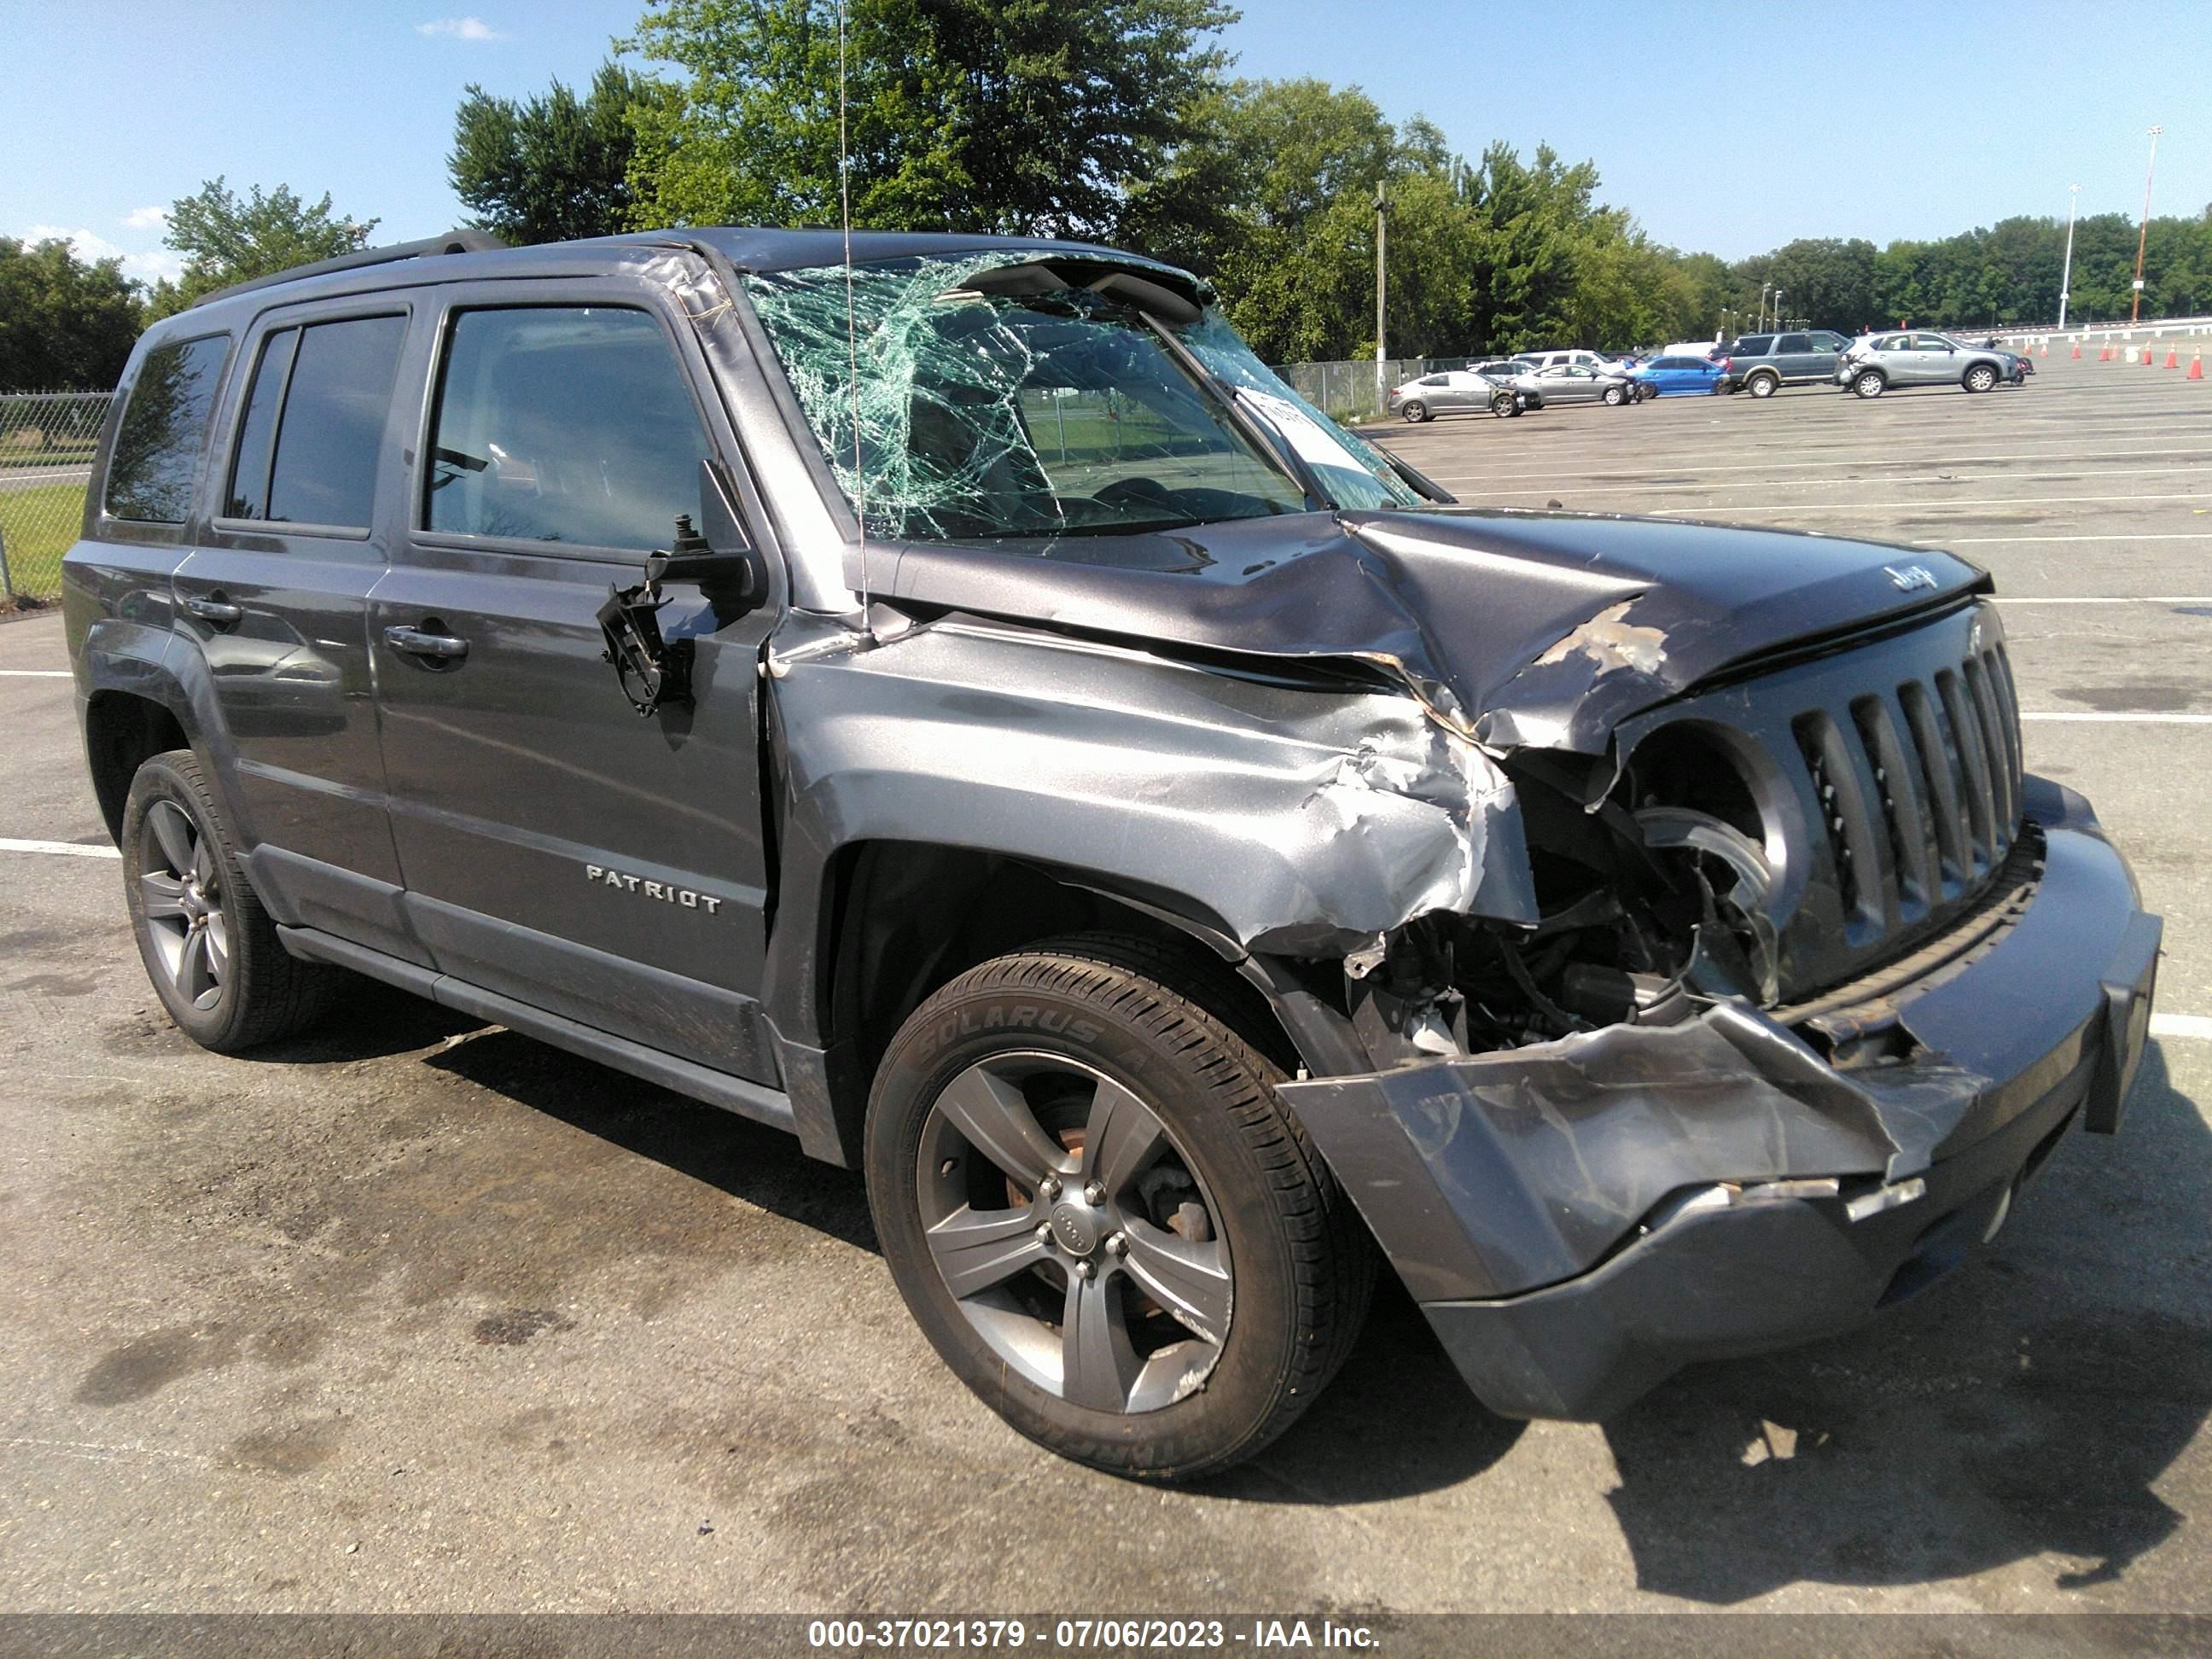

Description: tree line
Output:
[9,0,2212,390]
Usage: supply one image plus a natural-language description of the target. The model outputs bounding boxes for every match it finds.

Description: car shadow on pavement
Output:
[418,1026,881,1253]
[242,975,489,1062]
[1208,1278,1528,1503]
[1596,1042,2209,1602]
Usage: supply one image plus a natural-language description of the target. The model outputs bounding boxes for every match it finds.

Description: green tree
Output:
[0,236,145,390]
[450,61,672,245]
[149,178,379,317]
[625,0,1235,237]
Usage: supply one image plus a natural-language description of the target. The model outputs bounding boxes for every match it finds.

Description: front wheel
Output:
[1964,364,1999,393]
[121,748,337,1051]
[1490,389,1516,417]
[865,934,1374,1481]
[1602,385,1626,406]
[1399,399,1429,423]
[1852,370,1888,399]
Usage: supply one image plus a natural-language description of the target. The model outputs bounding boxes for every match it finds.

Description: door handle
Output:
[383,624,469,661]
[182,593,242,626]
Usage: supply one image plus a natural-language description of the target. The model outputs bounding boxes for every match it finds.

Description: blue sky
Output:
[6,0,2207,286]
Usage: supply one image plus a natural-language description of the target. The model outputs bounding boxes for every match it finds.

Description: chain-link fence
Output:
[1268,358,1435,423]
[1,392,110,602]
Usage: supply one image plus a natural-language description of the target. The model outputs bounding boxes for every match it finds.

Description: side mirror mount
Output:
[595,463,764,717]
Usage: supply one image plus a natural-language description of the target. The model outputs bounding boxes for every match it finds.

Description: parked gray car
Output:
[1719,329,1852,397]
[1837,331,2027,399]
[1526,362,1639,407]
[1386,367,1522,422]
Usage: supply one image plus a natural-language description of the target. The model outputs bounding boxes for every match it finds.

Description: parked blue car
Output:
[1632,354,1726,397]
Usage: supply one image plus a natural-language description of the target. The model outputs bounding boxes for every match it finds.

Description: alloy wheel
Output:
[137,799,228,1011]
[916,1051,1231,1415]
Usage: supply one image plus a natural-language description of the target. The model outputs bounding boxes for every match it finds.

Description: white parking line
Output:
[1996,597,2212,604]
[1480,464,2210,501]
[0,837,119,859]
[1928,534,2212,545]
[0,669,70,678]
[2154,1015,2212,1041]
[2020,713,2212,723]
[1414,445,2212,486]
[1658,493,2208,515]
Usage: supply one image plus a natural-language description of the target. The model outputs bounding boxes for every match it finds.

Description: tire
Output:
[1746,370,1779,399]
[1602,385,1625,406]
[1963,364,1999,393]
[120,748,337,1052]
[865,933,1375,1481]
[1400,399,1428,423]
[1852,370,1887,399]
[1489,390,1516,418]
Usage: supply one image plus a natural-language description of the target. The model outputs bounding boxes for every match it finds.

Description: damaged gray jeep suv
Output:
[67,228,2161,1480]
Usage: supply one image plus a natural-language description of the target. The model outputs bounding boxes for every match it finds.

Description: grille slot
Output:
[1795,711,1880,938]
[1850,696,1931,921]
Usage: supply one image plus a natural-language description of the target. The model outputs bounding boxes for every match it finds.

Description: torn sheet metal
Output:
[764,610,1537,957]
[1278,998,1994,1303]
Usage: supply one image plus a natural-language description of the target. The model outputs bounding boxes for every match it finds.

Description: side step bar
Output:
[276,924,797,1137]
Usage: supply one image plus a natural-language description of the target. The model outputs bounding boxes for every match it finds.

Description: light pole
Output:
[1374,183,1388,413]
[2130,125,2163,324]
[1774,289,1784,331]
[1758,282,1772,331]
[2058,183,2080,328]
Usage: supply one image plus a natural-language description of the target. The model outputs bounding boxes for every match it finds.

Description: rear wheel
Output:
[1400,399,1429,423]
[1852,370,1888,399]
[1963,363,1999,393]
[121,749,337,1052]
[1746,370,1779,399]
[865,934,1374,1481]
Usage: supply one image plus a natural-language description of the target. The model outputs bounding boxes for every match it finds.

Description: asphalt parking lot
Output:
[3,352,2209,1618]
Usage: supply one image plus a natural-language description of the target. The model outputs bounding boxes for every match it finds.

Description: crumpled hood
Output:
[864,507,1990,752]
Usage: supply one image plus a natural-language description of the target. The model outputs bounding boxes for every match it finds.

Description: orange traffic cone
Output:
[2145,346,2156,365]
[2100,343,2112,360]
[2167,347,2180,368]
[2191,351,2204,381]
[2072,341,2082,358]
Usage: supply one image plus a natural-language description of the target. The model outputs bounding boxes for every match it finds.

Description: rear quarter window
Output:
[1733,335,1775,356]
[103,335,231,524]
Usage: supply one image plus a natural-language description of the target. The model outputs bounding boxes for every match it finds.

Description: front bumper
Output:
[1278,778,2160,1420]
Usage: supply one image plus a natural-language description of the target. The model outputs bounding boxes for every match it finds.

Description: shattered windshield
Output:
[745,253,1418,544]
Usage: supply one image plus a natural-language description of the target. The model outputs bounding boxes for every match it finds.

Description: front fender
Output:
[757,614,1539,1038]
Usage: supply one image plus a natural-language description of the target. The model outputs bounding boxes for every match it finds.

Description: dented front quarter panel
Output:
[763,610,1536,964]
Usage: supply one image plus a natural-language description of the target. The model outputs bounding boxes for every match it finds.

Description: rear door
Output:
[367,277,786,1083]
[1773,332,1815,382]
[178,302,417,959]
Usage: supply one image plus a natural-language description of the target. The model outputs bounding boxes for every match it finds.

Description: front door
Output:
[176,303,420,960]
[368,283,785,1084]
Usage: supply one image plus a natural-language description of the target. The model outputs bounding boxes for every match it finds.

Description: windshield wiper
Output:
[1137,317,1332,512]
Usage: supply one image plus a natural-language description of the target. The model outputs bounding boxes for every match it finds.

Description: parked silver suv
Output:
[1837,331,2026,399]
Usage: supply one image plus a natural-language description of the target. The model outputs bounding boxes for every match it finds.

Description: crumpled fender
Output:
[763,610,1539,961]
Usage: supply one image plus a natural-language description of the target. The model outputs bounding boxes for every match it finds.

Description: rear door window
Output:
[104,335,231,523]
[424,306,713,551]
[224,313,408,532]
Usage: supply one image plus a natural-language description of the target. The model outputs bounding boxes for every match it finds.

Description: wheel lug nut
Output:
[1084,1181,1106,1206]
[1074,1259,1095,1280]
[1035,1222,1054,1246]
[1105,1232,1127,1257]
[1039,1175,1061,1200]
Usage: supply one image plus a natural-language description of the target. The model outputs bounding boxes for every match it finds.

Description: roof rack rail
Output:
[187,228,507,310]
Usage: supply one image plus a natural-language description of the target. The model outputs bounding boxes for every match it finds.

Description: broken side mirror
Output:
[596,462,763,718]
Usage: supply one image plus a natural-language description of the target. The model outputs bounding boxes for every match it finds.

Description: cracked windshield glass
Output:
[745,253,1418,544]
